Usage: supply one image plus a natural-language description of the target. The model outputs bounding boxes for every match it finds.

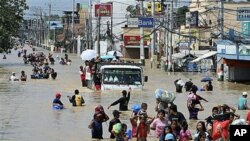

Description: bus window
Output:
[102,68,142,85]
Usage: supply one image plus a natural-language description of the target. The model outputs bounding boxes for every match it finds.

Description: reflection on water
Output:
[1,47,250,141]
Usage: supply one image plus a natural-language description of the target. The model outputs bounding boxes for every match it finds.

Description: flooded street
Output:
[1,47,250,141]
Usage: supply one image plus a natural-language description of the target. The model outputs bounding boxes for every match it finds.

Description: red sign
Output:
[124,36,147,46]
[95,4,112,17]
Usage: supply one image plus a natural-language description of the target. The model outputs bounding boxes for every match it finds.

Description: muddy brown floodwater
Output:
[0,46,249,141]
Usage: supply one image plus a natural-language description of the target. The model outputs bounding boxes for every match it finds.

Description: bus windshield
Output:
[102,68,142,85]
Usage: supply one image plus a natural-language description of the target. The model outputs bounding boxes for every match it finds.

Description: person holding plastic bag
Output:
[155,88,176,114]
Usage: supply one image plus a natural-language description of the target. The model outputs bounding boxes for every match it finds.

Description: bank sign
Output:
[237,7,250,21]
[127,17,158,28]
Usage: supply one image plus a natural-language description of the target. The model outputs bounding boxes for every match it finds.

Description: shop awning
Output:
[191,51,217,63]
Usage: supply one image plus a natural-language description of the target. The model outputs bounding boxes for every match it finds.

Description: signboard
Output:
[237,7,250,21]
[127,17,160,27]
[242,22,250,38]
[127,18,139,27]
[123,35,147,46]
[95,4,112,17]
[138,17,154,28]
[179,42,189,51]
[186,11,199,27]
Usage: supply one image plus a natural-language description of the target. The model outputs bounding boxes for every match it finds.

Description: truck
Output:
[87,62,148,91]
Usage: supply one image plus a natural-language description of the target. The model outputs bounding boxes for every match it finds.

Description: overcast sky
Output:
[25,0,137,35]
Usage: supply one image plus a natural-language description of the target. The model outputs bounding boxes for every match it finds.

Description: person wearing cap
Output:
[108,110,121,139]
[9,72,19,81]
[108,87,131,111]
[237,92,249,110]
[52,93,64,108]
[68,89,85,106]
[165,131,176,141]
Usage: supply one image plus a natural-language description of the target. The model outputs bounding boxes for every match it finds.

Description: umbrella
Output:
[100,54,114,60]
[201,77,213,82]
[80,49,97,60]
[107,50,123,57]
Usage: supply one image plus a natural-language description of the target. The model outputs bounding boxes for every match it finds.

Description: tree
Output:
[126,4,146,18]
[0,0,28,51]
[176,6,189,27]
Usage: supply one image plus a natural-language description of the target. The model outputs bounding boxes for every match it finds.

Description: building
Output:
[59,3,88,53]
[121,26,151,59]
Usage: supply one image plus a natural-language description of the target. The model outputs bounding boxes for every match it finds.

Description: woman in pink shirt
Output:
[179,121,192,141]
[247,111,250,125]
[150,110,169,138]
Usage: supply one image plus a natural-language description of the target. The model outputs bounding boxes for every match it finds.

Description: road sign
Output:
[138,17,154,28]
[237,7,250,21]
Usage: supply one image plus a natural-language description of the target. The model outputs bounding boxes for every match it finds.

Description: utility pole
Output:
[97,9,101,56]
[110,2,113,50]
[72,0,75,53]
[219,0,224,39]
[169,0,173,71]
[166,10,169,64]
[88,0,93,49]
[48,0,51,49]
[86,19,89,49]
[151,1,155,68]
[188,16,191,58]
[140,0,145,66]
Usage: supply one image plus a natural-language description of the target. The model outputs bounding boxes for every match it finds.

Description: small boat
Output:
[31,74,49,79]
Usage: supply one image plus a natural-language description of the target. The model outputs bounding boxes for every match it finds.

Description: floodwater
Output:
[0,47,250,141]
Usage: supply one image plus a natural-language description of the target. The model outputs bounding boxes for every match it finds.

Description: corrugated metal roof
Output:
[214,39,235,45]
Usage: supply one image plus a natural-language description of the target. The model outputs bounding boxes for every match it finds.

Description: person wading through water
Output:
[108,88,131,111]
[68,89,85,106]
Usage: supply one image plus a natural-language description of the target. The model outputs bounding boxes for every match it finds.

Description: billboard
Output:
[237,7,250,21]
[186,11,199,27]
[95,4,112,17]
[123,36,147,46]
[242,22,250,38]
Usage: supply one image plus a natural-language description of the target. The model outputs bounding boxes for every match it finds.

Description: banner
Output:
[124,36,147,46]
[95,4,112,17]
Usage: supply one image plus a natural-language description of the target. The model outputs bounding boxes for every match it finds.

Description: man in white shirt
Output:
[9,72,19,81]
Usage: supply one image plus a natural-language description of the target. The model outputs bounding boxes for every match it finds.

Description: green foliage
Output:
[126,4,146,17]
[176,6,189,27]
[0,0,28,51]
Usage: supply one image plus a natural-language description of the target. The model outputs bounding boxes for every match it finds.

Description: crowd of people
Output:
[7,47,59,80]
[174,78,213,93]
[3,46,250,141]
[51,84,250,141]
